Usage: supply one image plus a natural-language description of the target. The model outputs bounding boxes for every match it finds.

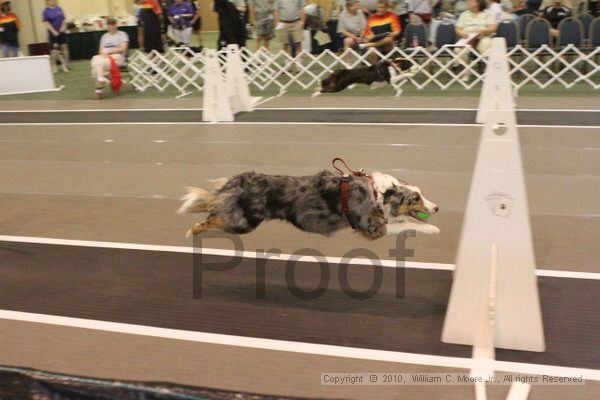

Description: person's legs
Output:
[60,45,70,70]
[58,33,70,70]
[1,44,8,58]
[343,37,357,63]
[10,45,19,57]
[180,27,193,45]
[91,55,111,99]
[476,37,492,56]
[454,44,473,81]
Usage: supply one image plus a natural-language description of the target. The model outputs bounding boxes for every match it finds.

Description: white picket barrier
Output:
[128,44,600,97]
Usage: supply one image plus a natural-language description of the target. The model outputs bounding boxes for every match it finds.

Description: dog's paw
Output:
[363,214,386,239]
[185,228,194,238]
[419,224,440,235]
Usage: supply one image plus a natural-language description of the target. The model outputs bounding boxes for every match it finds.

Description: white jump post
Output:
[225,44,261,113]
[0,56,64,96]
[202,49,234,123]
[475,39,515,124]
[202,46,260,123]
[442,38,544,400]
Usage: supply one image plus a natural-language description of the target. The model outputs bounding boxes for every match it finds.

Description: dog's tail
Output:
[177,186,215,214]
[208,177,229,191]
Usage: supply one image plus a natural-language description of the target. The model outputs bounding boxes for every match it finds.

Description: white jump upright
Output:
[475,39,515,124]
[225,44,261,114]
[202,46,259,123]
[202,49,234,123]
[0,56,64,96]
[442,35,545,364]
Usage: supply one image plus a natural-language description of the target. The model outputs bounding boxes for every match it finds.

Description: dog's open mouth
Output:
[409,210,429,222]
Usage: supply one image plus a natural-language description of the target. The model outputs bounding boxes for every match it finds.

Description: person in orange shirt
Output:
[359,0,401,60]
[0,1,21,57]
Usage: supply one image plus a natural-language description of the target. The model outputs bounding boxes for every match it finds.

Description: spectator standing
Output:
[390,0,410,29]
[189,0,202,46]
[231,0,248,47]
[487,0,504,22]
[360,0,379,14]
[138,0,164,52]
[43,0,70,71]
[273,0,306,58]
[541,0,571,37]
[338,0,367,60]
[213,0,244,48]
[408,0,439,25]
[91,17,129,99]
[454,0,469,14]
[0,1,21,58]
[168,0,196,45]
[327,0,344,51]
[454,0,496,80]
[250,0,275,50]
[359,0,401,61]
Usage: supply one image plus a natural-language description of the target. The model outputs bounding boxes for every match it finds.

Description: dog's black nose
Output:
[434,206,439,213]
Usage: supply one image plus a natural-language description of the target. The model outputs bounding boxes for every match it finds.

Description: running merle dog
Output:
[178,167,439,240]
[313,58,415,97]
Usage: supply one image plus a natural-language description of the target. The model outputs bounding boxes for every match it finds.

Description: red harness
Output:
[332,158,378,229]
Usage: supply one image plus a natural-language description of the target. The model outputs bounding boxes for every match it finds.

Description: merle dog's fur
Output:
[182,171,387,239]
[317,58,413,94]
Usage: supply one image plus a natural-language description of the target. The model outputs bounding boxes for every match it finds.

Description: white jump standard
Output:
[442,38,545,400]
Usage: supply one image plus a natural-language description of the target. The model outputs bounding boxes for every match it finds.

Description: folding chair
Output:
[519,14,537,43]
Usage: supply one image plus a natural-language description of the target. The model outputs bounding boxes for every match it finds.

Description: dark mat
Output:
[0,109,597,126]
[0,241,598,370]
[0,366,321,400]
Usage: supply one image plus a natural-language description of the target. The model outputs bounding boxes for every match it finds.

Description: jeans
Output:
[1,43,19,58]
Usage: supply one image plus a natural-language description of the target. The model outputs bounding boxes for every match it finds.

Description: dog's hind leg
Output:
[186,214,226,238]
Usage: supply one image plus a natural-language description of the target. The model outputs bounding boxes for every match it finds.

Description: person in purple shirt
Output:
[42,0,69,72]
[168,0,197,45]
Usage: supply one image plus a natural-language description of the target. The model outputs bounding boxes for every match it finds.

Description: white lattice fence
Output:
[128,44,600,97]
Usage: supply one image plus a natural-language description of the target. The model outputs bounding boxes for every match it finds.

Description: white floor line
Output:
[0,108,203,113]
[0,122,598,129]
[0,309,598,381]
[0,107,597,113]
[0,235,598,281]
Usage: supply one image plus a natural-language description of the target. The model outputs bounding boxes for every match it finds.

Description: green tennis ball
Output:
[415,211,430,220]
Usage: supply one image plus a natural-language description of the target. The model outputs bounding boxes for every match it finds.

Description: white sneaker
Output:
[358,43,367,50]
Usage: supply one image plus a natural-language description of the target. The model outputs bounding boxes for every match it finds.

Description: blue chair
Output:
[590,16,600,47]
[434,21,456,48]
[557,17,584,47]
[519,14,537,42]
[576,13,594,43]
[404,23,427,48]
[496,19,519,48]
[525,17,552,49]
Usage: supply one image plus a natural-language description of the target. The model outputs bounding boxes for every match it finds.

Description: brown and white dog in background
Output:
[312,58,417,97]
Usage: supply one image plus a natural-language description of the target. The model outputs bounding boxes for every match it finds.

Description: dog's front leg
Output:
[355,212,387,240]
[386,222,440,236]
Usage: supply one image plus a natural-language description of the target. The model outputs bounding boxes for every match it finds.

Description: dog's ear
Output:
[401,60,413,71]
[384,188,404,204]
